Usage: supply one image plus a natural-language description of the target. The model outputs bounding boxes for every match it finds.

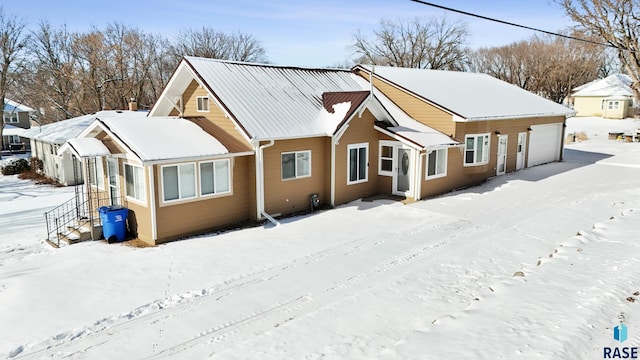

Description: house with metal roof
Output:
[352,64,575,197]
[571,74,635,119]
[49,57,575,246]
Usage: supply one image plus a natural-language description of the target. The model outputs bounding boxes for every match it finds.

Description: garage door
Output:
[528,123,563,167]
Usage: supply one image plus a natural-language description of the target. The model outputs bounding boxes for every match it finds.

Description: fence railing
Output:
[44,193,127,247]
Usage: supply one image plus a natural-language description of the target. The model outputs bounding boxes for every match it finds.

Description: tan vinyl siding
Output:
[420,147,488,198]
[334,109,379,205]
[153,156,253,244]
[354,69,455,136]
[262,137,330,215]
[573,96,604,117]
[181,80,250,146]
[122,163,152,242]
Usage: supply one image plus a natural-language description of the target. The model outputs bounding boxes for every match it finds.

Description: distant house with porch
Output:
[49,57,575,246]
[572,74,635,119]
[2,99,36,153]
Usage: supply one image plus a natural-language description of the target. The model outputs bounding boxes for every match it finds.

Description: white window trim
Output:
[199,158,233,198]
[464,133,490,167]
[3,112,18,123]
[124,163,147,206]
[425,148,448,180]
[281,150,312,181]
[196,96,210,112]
[88,157,106,191]
[378,141,395,176]
[160,162,197,204]
[347,142,369,185]
[8,135,21,144]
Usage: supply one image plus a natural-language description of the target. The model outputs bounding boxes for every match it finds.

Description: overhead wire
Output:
[408,0,623,51]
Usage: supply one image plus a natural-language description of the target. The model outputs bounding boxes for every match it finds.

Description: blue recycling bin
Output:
[98,206,129,242]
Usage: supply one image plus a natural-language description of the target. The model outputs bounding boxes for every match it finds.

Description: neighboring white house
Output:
[572,74,635,119]
[23,111,143,185]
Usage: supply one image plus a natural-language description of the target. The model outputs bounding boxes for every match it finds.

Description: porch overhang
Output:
[58,138,111,158]
[374,124,462,151]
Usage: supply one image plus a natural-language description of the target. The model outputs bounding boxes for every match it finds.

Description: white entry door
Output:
[516,132,527,170]
[496,135,508,176]
[391,146,413,197]
[107,158,120,205]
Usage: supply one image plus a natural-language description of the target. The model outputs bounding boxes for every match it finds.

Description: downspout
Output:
[255,140,280,226]
[415,150,427,201]
[331,124,350,207]
[149,165,157,242]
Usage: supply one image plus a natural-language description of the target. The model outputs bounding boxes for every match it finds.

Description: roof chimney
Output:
[128,99,137,111]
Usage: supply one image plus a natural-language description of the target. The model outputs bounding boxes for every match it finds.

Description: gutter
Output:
[254,140,280,226]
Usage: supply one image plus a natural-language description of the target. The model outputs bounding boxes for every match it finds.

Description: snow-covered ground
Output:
[1,117,640,359]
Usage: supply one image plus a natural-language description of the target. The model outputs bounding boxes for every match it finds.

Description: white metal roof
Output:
[3,99,35,113]
[359,65,575,121]
[22,112,115,144]
[2,124,27,137]
[176,57,371,140]
[99,115,229,162]
[572,74,634,97]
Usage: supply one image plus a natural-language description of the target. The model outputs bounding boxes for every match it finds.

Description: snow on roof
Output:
[181,57,371,139]
[358,65,575,121]
[2,124,27,136]
[99,115,229,162]
[22,111,141,144]
[572,74,634,97]
[60,138,111,158]
[373,88,460,149]
[3,99,34,113]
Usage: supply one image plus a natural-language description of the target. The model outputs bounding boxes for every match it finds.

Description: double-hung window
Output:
[88,158,105,190]
[162,163,196,202]
[3,112,18,123]
[200,159,231,196]
[379,142,393,176]
[8,135,20,144]
[347,143,368,184]
[464,134,490,166]
[426,148,447,179]
[196,96,210,112]
[282,150,311,180]
[125,163,145,202]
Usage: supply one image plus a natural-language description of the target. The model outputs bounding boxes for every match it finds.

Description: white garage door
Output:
[528,123,563,167]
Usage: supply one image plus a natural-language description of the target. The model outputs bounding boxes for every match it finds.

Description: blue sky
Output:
[2,0,572,67]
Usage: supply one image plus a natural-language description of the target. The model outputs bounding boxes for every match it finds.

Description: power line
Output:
[408,0,618,50]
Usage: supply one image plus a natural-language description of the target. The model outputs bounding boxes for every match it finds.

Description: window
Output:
[464,134,490,166]
[379,143,393,176]
[8,135,20,144]
[88,158,105,190]
[281,150,311,180]
[347,143,368,184]
[125,163,145,202]
[200,159,231,196]
[608,101,619,110]
[196,96,210,112]
[162,163,196,202]
[426,148,447,179]
[3,112,18,123]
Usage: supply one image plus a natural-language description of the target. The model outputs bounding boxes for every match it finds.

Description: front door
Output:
[496,135,508,176]
[394,147,412,196]
[107,158,120,205]
[516,132,526,170]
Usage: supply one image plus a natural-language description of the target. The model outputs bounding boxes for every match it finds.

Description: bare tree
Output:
[353,17,469,70]
[560,0,640,102]
[469,33,604,103]
[169,27,267,65]
[0,7,29,158]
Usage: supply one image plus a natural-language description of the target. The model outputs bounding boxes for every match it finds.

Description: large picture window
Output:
[125,163,145,202]
[426,148,447,179]
[347,143,368,184]
[196,96,210,112]
[162,163,196,202]
[464,134,490,166]
[282,150,311,180]
[200,159,231,196]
